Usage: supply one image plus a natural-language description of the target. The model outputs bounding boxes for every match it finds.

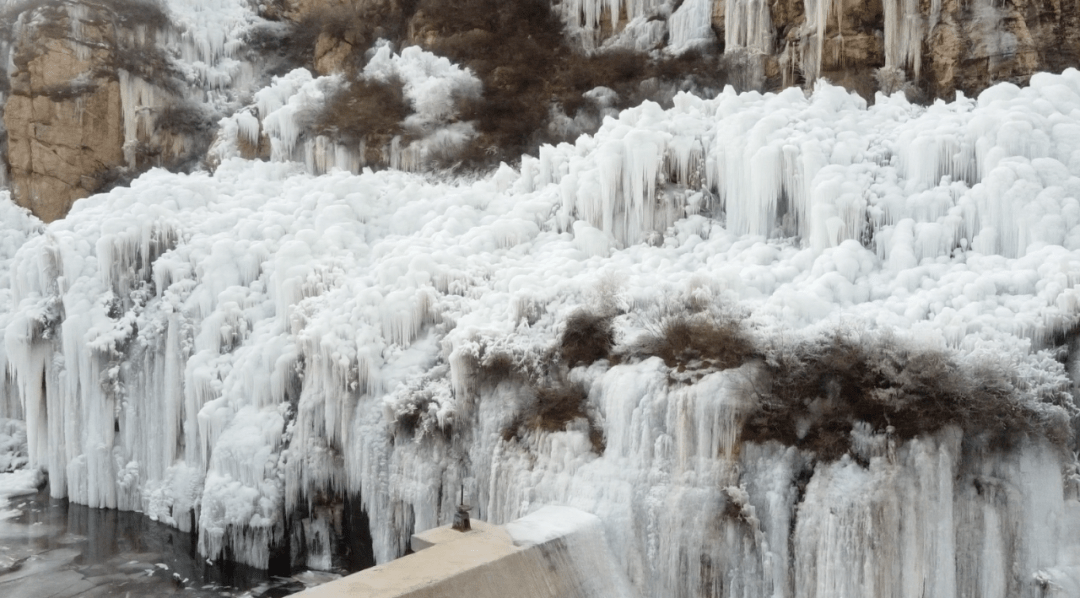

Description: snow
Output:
[1,55,1080,595]
[363,42,481,128]
[211,43,481,175]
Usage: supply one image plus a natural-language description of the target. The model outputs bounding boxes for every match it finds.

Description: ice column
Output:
[726,0,775,54]
[883,0,925,78]
[668,0,715,54]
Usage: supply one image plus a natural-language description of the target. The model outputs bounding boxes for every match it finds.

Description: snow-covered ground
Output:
[2,61,1080,595]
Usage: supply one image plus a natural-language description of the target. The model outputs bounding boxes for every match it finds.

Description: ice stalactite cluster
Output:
[0,195,40,422]
[725,0,774,55]
[119,70,164,169]
[882,0,925,78]
[481,360,1079,598]
[666,0,715,55]
[2,70,1080,596]
[560,0,667,34]
[163,0,262,103]
[797,0,841,83]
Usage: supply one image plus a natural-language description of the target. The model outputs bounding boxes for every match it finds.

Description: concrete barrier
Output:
[292,506,636,598]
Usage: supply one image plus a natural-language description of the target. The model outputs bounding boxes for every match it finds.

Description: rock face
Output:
[3,3,124,222]
[4,0,1080,221]
[1,0,210,223]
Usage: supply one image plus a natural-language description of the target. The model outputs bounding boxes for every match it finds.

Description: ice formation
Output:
[0,418,27,472]
[2,32,1080,593]
[561,0,667,36]
[882,0,925,78]
[667,0,715,55]
[210,44,482,175]
[725,0,774,55]
[0,414,38,520]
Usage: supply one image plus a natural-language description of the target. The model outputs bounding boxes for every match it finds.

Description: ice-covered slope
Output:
[1,71,1080,596]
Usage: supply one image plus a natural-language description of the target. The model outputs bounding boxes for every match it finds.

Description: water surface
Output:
[0,486,336,598]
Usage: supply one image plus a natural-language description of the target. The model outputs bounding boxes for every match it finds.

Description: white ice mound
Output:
[0,73,1078,598]
[363,42,481,128]
[210,44,481,175]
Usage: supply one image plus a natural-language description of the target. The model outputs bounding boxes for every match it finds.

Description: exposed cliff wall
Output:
[0,0,256,222]
[3,2,127,222]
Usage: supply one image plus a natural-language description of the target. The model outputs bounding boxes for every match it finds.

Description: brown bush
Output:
[312,75,412,144]
[503,383,605,454]
[636,314,757,371]
[155,103,215,136]
[741,332,1071,461]
[561,310,614,368]
[476,351,519,387]
[281,1,417,73]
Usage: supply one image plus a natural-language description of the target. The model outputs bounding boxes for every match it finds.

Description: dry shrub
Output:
[313,75,411,144]
[283,0,417,73]
[416,0,635,167]
[529,385,590,432]
[476,351,520,387]
[503,383,606,454]
[637,314,757,371]
[155,103,215,136]
[742,332,1072,461]
[490,310,615,454]
[561,310,614,368]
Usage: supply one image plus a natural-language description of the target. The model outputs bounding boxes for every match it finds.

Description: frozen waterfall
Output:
[0,64,1079,597]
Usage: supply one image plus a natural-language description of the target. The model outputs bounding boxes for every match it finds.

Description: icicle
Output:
[883,0,925,78]
[726,0,775,55]
[800,0,839,82]
[668,0,715,54]
[118,70,159,169]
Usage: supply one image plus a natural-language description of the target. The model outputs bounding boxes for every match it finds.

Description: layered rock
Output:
[4,3,125,222]
[1,0,225,222]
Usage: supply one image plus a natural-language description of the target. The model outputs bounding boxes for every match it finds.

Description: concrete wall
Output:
[292,506,637,598]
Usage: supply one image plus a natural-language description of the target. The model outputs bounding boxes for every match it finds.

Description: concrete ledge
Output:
[409,518,500,553]
[292,506,636,598]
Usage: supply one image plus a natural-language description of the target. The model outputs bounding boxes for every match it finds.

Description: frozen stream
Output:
[0,473,340,598]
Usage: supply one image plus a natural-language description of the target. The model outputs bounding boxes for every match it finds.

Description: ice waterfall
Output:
[0,66,1079,598]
